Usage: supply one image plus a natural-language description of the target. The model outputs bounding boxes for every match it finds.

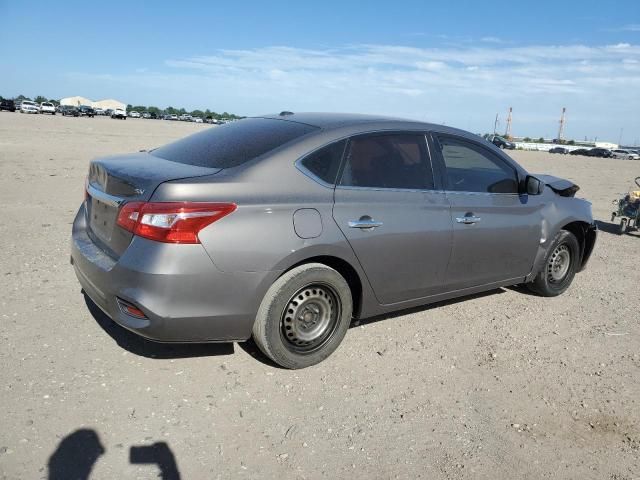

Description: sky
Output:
[1,0,639,143]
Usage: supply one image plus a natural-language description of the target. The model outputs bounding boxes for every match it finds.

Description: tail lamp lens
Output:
[116,202,236,244]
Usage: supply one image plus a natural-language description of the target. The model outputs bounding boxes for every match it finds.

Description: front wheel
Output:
[252,263,353,369]
[526,230,580,297]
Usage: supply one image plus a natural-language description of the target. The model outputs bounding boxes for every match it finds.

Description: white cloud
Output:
[67,42,640,140]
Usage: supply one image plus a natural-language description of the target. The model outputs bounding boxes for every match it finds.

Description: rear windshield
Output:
[151,118,318,168]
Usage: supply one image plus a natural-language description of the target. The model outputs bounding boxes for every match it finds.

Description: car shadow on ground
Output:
[241,289,508,368]
[595,219,639,237]
[354,288,506,327]
[84,294,234,360]
[48,428,181,480]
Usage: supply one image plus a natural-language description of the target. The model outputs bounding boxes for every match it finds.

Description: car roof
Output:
[255,112,468,136]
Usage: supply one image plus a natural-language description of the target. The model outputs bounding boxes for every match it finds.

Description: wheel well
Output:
[561,221,594,267]
[285,256,363,318]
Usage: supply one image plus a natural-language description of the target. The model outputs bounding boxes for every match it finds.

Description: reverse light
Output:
[116,202,236,244]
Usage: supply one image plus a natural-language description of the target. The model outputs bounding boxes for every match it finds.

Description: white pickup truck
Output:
[111,108,127,120]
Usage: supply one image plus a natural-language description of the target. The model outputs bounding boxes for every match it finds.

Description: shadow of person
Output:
[130,442,181,480]
[48,428,105,480]
[83,293,235,359]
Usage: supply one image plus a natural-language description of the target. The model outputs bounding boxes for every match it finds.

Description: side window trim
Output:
[431,132,521,195]
[336,131,439,192]
[295,138,349,188]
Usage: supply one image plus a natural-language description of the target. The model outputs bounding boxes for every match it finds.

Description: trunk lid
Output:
[86,152,220,258]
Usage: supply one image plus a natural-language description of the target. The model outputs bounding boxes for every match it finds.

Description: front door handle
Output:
[348,217,383,230]
[456,215,481,224]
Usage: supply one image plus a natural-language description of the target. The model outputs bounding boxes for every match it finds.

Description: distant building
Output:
[60,96,126,111]
[92,99,126,111]
[60,96,93,107]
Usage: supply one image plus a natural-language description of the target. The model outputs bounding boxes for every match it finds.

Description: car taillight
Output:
[116,202,236,244]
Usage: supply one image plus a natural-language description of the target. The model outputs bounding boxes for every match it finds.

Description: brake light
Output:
[116,202,236,244]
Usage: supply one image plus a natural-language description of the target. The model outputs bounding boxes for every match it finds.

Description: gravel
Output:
[0,113,638,479]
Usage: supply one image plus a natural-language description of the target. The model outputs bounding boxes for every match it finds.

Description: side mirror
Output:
[524,175,544,195]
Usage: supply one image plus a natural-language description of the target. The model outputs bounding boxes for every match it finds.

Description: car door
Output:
[332,132,452,305]
[430,132,543,290]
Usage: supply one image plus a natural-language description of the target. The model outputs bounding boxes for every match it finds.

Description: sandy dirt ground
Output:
[0,113,638,480]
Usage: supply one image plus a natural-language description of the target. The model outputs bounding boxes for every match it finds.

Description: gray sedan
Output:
[71,113,596,368]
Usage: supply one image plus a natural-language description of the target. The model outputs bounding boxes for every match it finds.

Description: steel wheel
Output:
[547,244,571,283]
[280,284,340,354]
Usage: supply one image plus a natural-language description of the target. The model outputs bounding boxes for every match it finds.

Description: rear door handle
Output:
[348,218,383,229]
[456,216,481,224]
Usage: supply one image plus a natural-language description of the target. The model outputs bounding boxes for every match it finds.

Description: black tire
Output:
[526,230,580,297]
[619,218,628,235]
[252,263,353,369]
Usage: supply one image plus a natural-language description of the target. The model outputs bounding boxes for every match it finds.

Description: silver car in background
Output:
[71,113,596,368]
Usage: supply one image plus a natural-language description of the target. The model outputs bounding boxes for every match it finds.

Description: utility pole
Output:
[504,107,512,139]
[493,113,499,135]
[618,128,624,147]
[557,107,566,142]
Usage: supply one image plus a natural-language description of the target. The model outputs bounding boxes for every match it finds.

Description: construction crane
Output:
[504,107,512,139]
[557,107,566,142]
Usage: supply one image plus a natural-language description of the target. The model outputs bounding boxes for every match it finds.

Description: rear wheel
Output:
[619,218,628,235]
[252,263,353,369]
[527,230,580,297]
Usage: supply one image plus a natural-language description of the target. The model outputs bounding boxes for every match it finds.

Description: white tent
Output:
[92,99,126,111]
[60,96,93,107]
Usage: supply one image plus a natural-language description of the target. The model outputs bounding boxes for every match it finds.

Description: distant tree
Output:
[567,139,575,145]
[48,99,59,106]
[132,105,146,112]
[190,109,204,117]
[34,95,48,104]
[523,137,531,142]
[178,108,186,114]
[538,137,545,143]
[147,106,161,115]
[15,94,31,101]
[127,104,133,111]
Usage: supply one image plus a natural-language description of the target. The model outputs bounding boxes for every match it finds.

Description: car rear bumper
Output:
[71,204,277,342]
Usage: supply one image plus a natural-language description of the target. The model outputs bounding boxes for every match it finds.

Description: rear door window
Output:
[151,118,318,168]
[339,133,434,190]
[435,134,519,194]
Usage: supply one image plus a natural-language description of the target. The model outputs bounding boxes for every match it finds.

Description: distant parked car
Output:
[611,149,640,160]
[586,148,612,158]
[111,108,127,120]
[164,114,178,121]
[179,114,192,121]
[193,117,203,123]
[94,108,105,116]
[149,112,158,119]
[549,147,569,154]
[485,134,516,150]
[569,148,590,156]
[40,102,56,115]
[0,99,16,112]
[20,100,40,114]
[141,112,151,119]
[77,106,96,117]
[129,111,141,118]
[61,105,80,117]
